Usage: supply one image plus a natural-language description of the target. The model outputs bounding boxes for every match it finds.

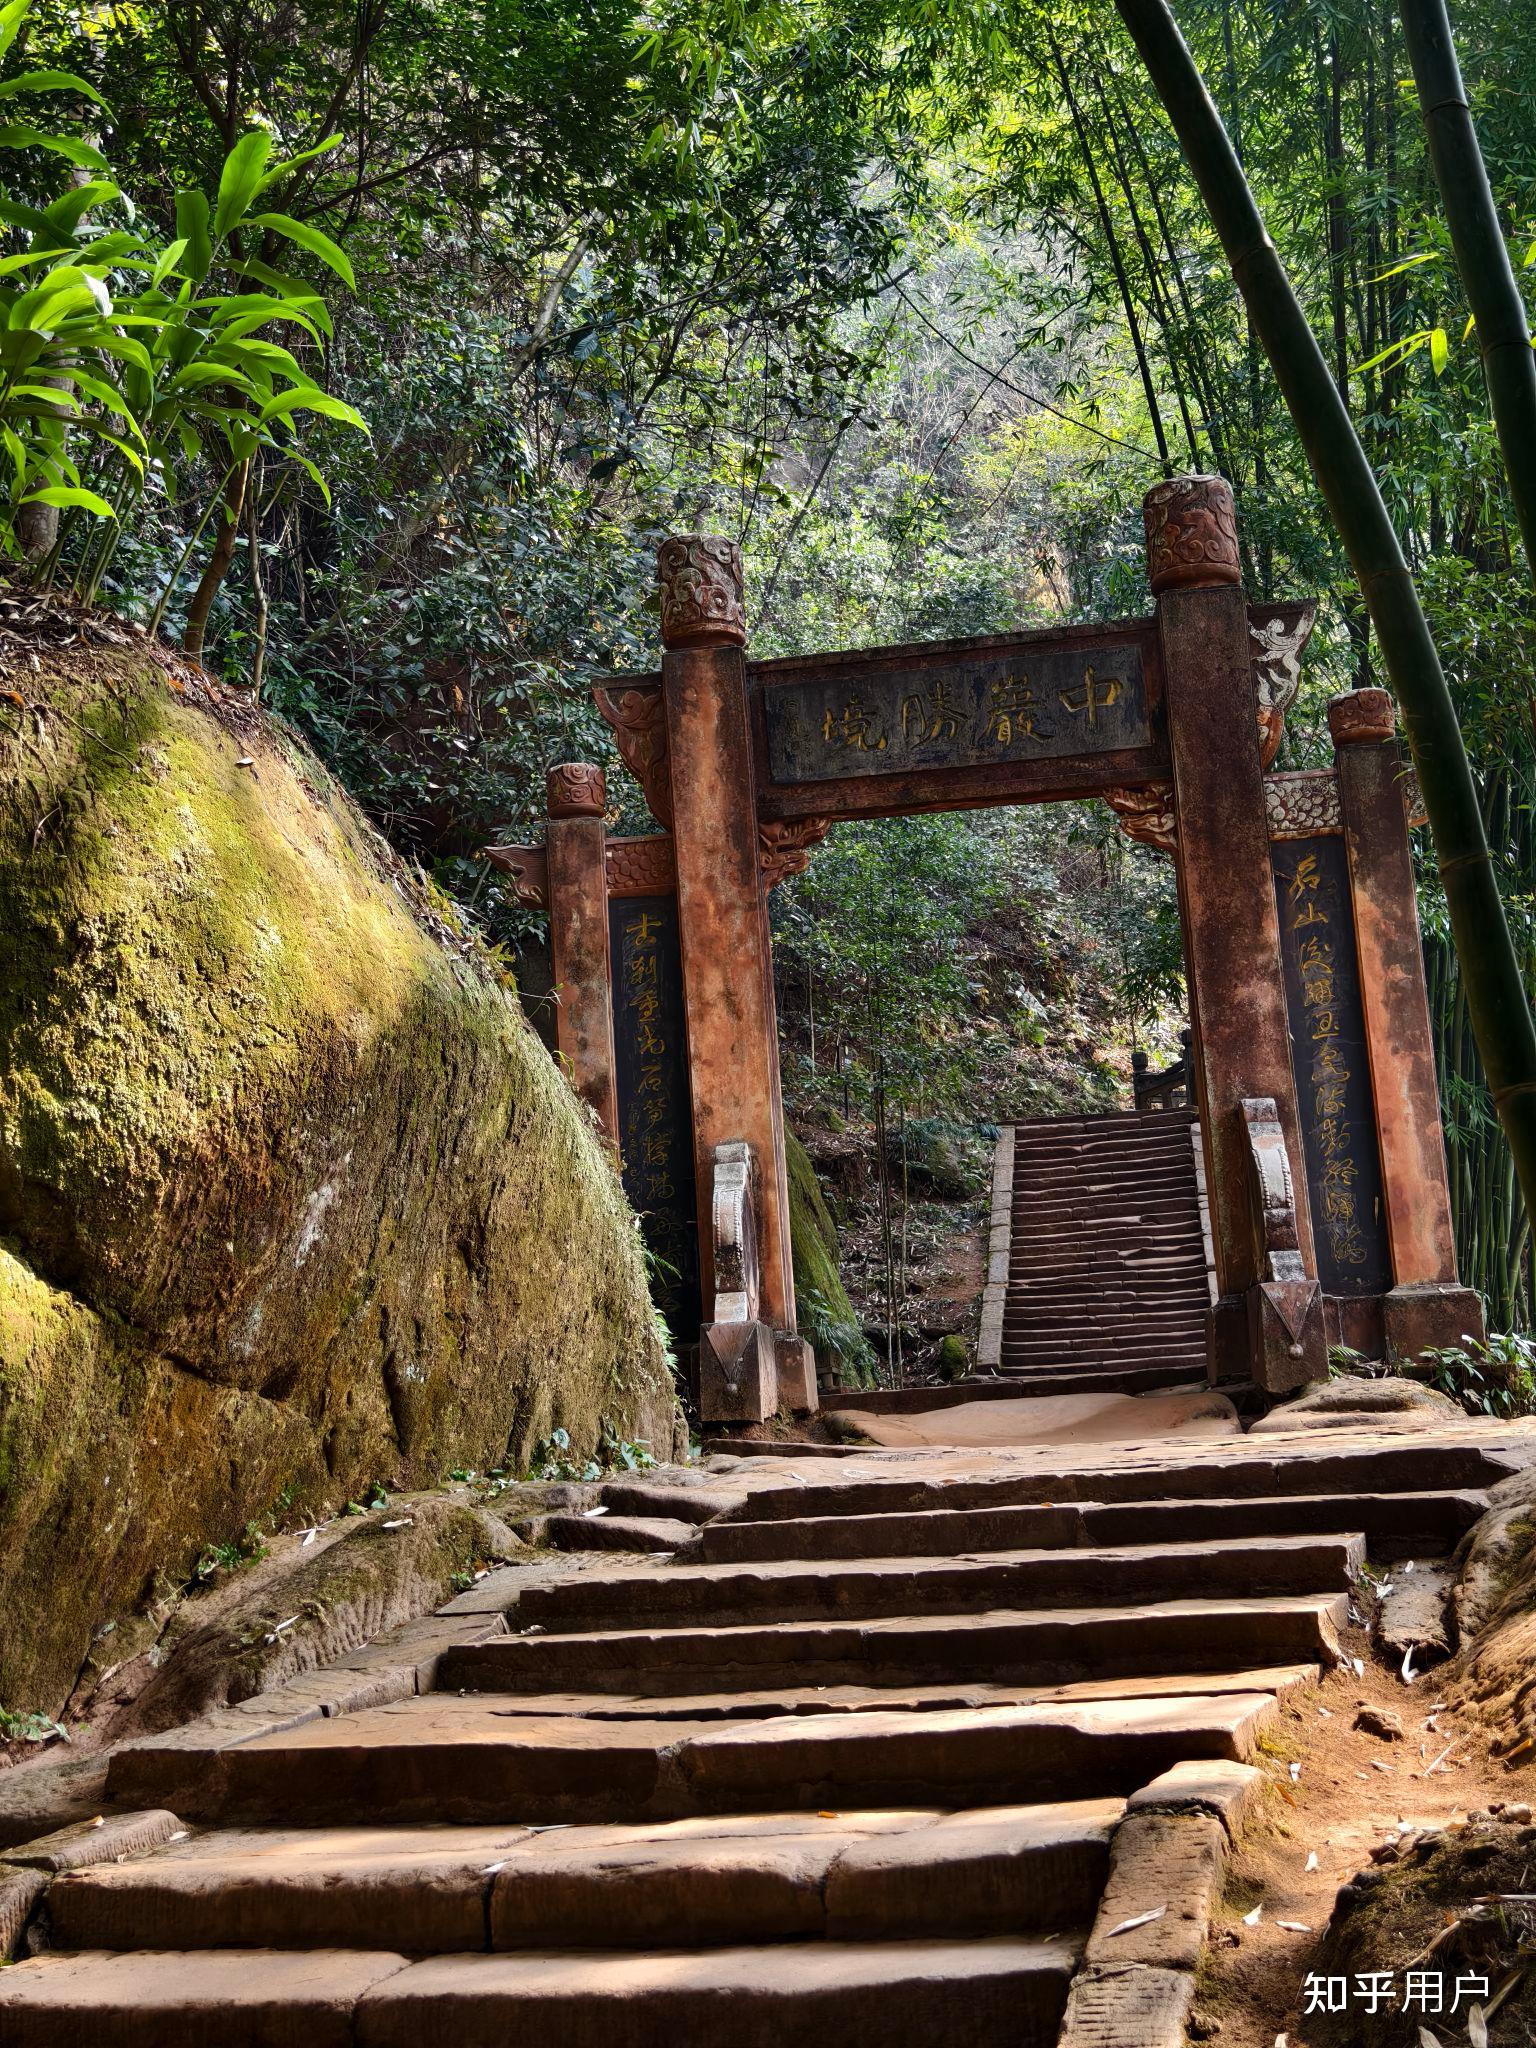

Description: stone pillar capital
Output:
[658,535,746,649]
[546,762,606,818]
[1143,474,1242,593]
[1327,686,1396,747]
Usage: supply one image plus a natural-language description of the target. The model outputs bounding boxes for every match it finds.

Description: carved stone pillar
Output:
[544,763,619,1143]
[1147,475,1321,1388]
[657,537,807,1412]
[1327,690,1485,1360]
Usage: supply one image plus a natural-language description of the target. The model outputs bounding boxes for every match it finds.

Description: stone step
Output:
[503,1533,1364,1634]
[45,1801,1119,1953]
[710,1442,1516,1523]
[0,1936,1081,2048]
[695,1490,1484,1565]
[438,1596,1343,1698]
[107,1692,1281,1828]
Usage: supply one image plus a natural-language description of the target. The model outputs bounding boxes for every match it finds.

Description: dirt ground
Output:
[1197,1615,1536,2048]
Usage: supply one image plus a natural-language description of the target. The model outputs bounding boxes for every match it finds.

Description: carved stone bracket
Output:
[760,816,832,887]
[1143,474,1242,593]
[698,1139,776,1424]
[1327,685,1395,748]
[1241,1095,1325,1393]
[1106,783,1176,855]
[1265,771,1342,840]
[593,680,672,830]
[481,842,548,907]
[1251,601,1316,768]
[658,536,746,649]
[480,832,678,908]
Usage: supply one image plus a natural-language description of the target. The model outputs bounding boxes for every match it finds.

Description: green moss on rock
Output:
[0,646,676,1714]
[786,1130,874,1387]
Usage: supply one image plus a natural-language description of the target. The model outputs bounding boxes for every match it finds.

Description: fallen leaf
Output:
[1468,2005,1489,2048]
[1289,1762,1302,1782]
[1402,1644,1418,1685]
[1305,1851,1320,1872]
[1277,1920,1313,1933]
[1419,2029,1444,2048]
[585,1506,610,1518]
[1105,1906,1166,1937]
[1243,1905,1264,1926]
[380,1517,414,1529]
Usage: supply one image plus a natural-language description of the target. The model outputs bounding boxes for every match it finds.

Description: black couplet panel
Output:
[1271,836,1391,1297]
[610,894,701,1344]
[763,642,1150,784]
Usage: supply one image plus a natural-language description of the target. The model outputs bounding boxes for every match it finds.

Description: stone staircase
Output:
[1,1426,1524,2046]
[995,1110,1212,1393]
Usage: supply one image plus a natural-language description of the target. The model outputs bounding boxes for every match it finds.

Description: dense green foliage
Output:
[2,0,1531,1327]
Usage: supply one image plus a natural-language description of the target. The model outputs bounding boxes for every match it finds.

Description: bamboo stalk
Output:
[1401,0,1536,583]
[1112,0,1536,1221]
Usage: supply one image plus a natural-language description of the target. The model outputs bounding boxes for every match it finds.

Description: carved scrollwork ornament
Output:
[1143,474,1242,593]
[657,535,746,649]
[760,816,832,887]
[1250,601,1316,768]
[480,844,548,909]
[545,761,606,819]
[1105,783,1177,855]
[593,681,673,830]
[1327,686,1396,748]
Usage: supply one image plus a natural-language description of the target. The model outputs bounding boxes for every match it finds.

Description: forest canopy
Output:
[1,0,1532,1327]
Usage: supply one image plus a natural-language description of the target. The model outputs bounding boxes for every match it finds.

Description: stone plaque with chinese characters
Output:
[1272,837,1390,1297]
[611,895,701,1343]
[762,642,1152,784]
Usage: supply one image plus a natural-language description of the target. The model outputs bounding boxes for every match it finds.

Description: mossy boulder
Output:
[786,1129,874,1387]
[0,641,676,1715]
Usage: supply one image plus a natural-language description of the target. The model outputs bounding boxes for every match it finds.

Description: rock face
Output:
[1250,1373,1462,1432]
[0,645,676,1715]
[785,1130,873,1387]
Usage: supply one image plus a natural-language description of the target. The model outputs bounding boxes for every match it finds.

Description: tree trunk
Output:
[182,461,250,659]
[1111,0,1536,1222]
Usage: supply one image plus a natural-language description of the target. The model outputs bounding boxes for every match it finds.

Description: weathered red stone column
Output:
[657,537,798,1374]
[1328,688,1486,1358]
[544,762,619,1144]
[1147,475,1320,1385]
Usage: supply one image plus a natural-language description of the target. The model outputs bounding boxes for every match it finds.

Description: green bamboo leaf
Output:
[1430,325,1450,374]
[0,0,33,64]
[255,133,343,193]
[243,211,354,289]
[214,130,272,236]
[152,237,188,288]
[41,180,117,239]
[257,386,367,430]
[0,69,110,108]
[20,483,114,516]
[0,423,25,489]
[0,124,109,171]
[283,446,332,506]
[175,189,212,281]
[1370,250,1441,281]
[0,197,51,239]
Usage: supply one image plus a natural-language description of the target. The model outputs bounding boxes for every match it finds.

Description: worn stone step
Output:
[0,1938,1080,2048]
[108,1691,1280,1827]
[696,1490,1481,1565]
[46,1801,1119,1953]
[710,1442,1517,1523]
[439,1595,1343,1698]
[503,1533,1363,1634]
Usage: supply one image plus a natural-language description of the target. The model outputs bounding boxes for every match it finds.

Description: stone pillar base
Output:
[1248,1279,1326,1394]
[775,1335,819,1416]
[1383,1284,1487,1367]
[697,1321,776,1424]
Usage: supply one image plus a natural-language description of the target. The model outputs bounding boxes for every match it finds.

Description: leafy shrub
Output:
[0,0,363,593]
[1412,1330,1536,1419]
